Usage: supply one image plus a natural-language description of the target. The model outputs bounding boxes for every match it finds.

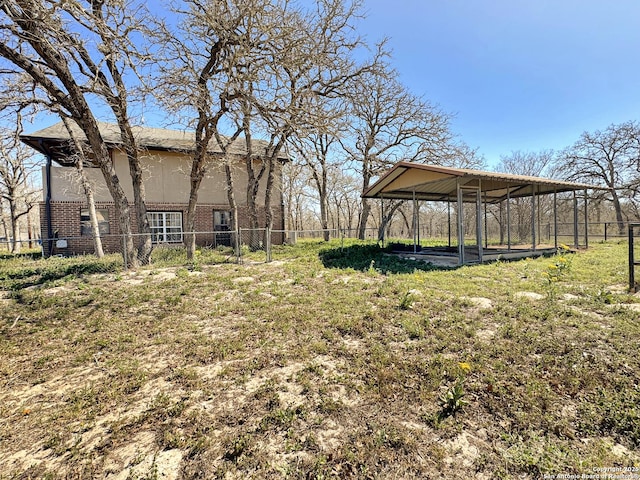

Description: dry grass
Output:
[0,240,639,479]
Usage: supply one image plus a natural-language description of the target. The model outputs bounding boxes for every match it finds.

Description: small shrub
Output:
[437,377,467,422]
[542,247,573,299]
[399,290,416,310]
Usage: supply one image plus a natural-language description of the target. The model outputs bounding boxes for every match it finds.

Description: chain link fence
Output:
[1,221,632,275]
[15,227,381,271]
[0,237,42,253]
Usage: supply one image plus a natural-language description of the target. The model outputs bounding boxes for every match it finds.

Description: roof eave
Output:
[362,161,606,201]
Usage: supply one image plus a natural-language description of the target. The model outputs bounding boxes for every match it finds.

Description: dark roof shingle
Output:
[21,121,289,162]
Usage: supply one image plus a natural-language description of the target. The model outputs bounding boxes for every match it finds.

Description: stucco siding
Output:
[47,149,280,205]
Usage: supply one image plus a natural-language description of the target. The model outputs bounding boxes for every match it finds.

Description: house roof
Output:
[21,121,289,165]
[362,161,599,203]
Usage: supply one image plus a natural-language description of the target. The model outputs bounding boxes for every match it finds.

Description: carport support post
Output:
[531,184,537,251]
[380,195,385,247]
[553,189,558,250]
[412,189,418,253]
[417,200,421,247]
[484,191,488,249]
[584,189,589,249]
[457,181,464,265]
[477,180,483,263]
[573,191,579,248]
[537,190,542,248]
[507,187,511,251]
[447,200,452,247]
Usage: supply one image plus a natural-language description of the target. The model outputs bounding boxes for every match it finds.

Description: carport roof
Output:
[362,162,598,203]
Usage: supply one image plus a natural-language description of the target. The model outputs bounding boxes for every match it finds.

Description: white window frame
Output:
[148,211,183,243]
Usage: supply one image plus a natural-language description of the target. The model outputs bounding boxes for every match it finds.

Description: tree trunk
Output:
[319,168,330,241]
[9,199,19,253]
[0,199,9,251]
[264,155,275,230]
[185,159,205,261]
[71,116,136,267]
[62,117,105,257]
[125,150,151,266]
[319,197,330,241]
[243,125,262,249]
[224,158,239,256]
[88,145,135,267]
[357,159,372,240]
[358,198,371,240]
[263,140,286,245]
[377,201,402,242]
[76,160,104,258]
[611,189,626,235]
[27,213,32,249]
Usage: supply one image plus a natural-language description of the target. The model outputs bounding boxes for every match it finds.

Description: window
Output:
[213,210,231,231]
[81,209,110,236]
[148,211,183,243]
[213,210,232,246]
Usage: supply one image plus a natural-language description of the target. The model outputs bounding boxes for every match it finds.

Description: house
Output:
[21,122,288,256]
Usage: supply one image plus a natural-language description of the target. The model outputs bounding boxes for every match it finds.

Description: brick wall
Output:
[41,201,286,256]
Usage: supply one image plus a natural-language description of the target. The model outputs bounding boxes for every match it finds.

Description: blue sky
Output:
[19,0,640,169]
[357,0,640,166]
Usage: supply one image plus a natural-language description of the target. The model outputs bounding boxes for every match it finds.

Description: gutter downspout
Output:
[280,161,286,244]
[40,139,53,257]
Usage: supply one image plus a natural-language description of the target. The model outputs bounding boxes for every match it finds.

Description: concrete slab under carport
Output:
[389,245,559,268]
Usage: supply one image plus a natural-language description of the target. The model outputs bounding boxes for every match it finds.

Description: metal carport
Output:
[362,162,598,265]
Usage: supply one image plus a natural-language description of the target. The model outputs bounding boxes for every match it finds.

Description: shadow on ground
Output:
[319,243,453,274]
[0,251,42,261]
[0,257,121,290]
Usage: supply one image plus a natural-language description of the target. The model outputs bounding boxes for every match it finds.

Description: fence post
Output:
[266,227,272,263]
[629,224,635,292]
[122,234,128,270]
[604,222,608,241]
[236,228,242,264]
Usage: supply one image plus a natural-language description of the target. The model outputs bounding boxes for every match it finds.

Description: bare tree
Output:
[60,117,104,258]
[342,68,453,239]
[0,0,157,266]
[289,133,341,241]
[282,161,310,232]
[495,150,556,243]
[159,0,382,253]
[497,150,556,177]
[237,0,383,236]
[0,127,39,253]
[157,0,257,259]
[558,121,640,233]
[327,169,361,234]
[0,76,110,257]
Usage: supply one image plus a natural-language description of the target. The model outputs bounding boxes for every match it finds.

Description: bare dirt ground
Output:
[1,244,639,478]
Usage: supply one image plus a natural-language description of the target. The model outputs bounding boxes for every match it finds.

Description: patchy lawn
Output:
[0,240,639,479]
